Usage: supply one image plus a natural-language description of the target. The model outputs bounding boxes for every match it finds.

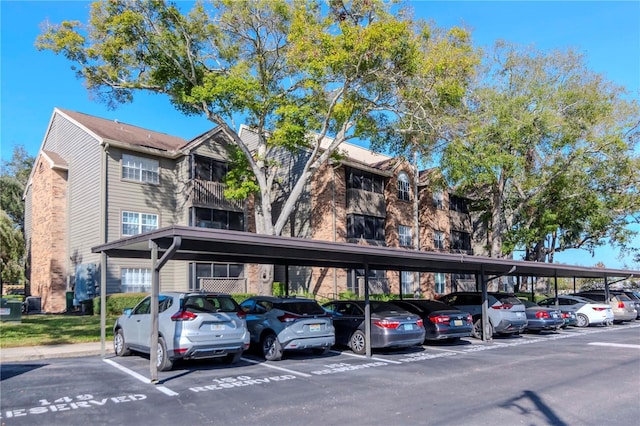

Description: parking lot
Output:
[2,322,639,425]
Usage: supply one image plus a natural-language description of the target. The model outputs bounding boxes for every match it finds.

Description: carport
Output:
[92,226,639,382]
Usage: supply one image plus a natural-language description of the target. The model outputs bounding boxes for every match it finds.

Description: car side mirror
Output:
[123,308,133,316]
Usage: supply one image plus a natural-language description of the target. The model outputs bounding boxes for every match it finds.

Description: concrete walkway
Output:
[1,342,113,363]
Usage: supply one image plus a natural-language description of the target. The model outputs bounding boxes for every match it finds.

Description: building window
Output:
[401,271,415,295]
[122,211,158,236]
[191,207,244,231]
[397,172,410,201]
[346,167,384,194]
[121,268,151,293]
[434,230,445,250]
[347,214,385,242]
[399,225,412,247]
[451,230,472,252]
[435,272,446,294]
[449,195,468,213]
[193,155,228,182]
[432,190,444,209]
[122,154,159,184]
[348,268,388,294]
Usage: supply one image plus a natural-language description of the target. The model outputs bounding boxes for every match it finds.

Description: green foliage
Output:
[93,293,146,315]
[0,210,25,285]
[35,0,478,243]
[442,42,640,262]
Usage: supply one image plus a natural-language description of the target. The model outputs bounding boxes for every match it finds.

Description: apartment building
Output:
[24,108,474,312]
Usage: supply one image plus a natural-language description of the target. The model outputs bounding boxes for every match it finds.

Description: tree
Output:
[36,0,476,292]
[1,145,35,230]
[441,42,640,262]
[0,210,26,287]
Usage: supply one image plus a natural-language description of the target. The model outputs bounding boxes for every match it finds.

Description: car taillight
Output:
[171,310,197,321]
[618,301,625,309]
[416,319,423,328]
[236,310,246,319]
[428,314,450,324]
[373,319,401,329]
[592,307,606,311]
[535,311,550,319]
[277,313,300,323]
[562,312,570,318]
[491,303,513,310]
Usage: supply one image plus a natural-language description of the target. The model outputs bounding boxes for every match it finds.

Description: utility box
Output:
[24,296,42,314]
[0,298,22,322]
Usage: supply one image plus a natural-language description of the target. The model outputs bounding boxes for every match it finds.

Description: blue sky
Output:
[1,1,639,269]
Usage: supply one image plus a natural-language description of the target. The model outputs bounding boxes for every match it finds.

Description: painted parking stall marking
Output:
[189,374,297,393]
[1,394,147,420]
[241,356,312,377]
[588,342,640,349]
[103,358,179,396]
[310,361,390,375]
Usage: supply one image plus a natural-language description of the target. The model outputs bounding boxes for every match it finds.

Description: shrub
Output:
[93,293,147,316]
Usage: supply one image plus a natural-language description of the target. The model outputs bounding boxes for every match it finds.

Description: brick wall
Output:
[29,158,68,313]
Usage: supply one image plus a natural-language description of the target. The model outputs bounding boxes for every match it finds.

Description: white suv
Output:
[438,292,527,339]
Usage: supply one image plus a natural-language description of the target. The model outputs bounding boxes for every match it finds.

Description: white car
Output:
[538,295,614,327]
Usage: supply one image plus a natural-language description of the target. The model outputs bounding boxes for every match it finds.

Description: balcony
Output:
[189,180,244,211]
[346,188,386,216]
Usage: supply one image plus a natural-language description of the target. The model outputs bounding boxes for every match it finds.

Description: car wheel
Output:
[262,333,283,361]
[157,337,174,371]
[223,351,243,365]
[350,330,366,355]
[312,346,331,356]
[472,318,493,339]
[576,313,589,327]
[113,329,130,357]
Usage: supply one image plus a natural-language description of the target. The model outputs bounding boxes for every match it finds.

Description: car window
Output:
[341,303,363,316]
[538,298,550,306]
[257,300,273,313]
[240,299,255,313]
[158,295,172,313]
[495,295,521,305]
[133,297,151,315]
[274,301,325,315]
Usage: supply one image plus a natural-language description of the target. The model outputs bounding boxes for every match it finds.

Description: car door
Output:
[127,296,152,349]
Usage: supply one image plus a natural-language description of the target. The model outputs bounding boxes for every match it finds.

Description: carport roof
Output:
[92,226,639,279]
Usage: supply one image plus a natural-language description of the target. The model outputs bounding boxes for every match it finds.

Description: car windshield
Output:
[274,300,325,315]
[494,295,522,305]
[183,295,239,313]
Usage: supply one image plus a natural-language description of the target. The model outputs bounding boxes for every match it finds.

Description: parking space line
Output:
[588,342,640,349]
[240,357,312,377]
[337,351,403,364]
[103,359,179,395]
[423,346,467,354]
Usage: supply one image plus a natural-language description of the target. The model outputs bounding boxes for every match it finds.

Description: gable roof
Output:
[57,108,188,152]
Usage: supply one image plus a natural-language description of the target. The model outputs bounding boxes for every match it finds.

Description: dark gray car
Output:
[113,292,250,371]
[240,296,335,361]
[438,292,527,338]
[322,300,425,354]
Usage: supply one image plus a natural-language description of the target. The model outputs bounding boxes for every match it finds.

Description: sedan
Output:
[521,300,564,333]
[390,299,472,342]
[538,295,614,327]
[322,300,425,355]
[113,292,250,371]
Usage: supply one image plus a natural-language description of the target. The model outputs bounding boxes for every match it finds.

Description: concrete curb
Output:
[1,342,113,363]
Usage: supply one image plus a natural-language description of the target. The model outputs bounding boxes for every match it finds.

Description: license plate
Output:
[309,324,321,332]
[404,324,414,331]
[453,319,463,326]
[211,323,224,331]
[516,312,523,317]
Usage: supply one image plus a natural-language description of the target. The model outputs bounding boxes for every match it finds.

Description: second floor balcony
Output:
[346,188,386,216]
[189,179,244,211]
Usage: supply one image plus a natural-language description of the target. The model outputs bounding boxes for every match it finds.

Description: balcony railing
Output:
[346,188,386,216]
[198,277,247,293]
[190,180,244,211]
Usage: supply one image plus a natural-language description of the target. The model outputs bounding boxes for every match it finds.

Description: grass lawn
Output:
[0,314,118,348]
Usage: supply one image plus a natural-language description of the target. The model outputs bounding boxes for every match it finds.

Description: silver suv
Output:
[240,296,335,361]
[113,292,250,371]
[438,292,527,338]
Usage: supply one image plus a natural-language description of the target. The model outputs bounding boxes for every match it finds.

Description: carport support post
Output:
[479,267,490,342]
[285,263,289,297]
[150,240,159,383]
[553,272,558,307]
[100,252,107,357]
[604,276,610,302]
[364,263,372,358]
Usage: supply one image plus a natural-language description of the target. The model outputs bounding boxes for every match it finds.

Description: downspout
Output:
[332,165,337,297]
[413,152,420,296]
[100,142,109,358]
